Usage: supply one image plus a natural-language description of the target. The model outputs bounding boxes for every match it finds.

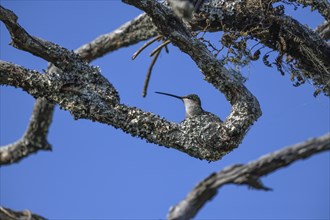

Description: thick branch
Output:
[0,12,159,165]
[0,206,46,220]
[168,133,330,220]
[189,0,330,95]
[123,0,262,159]
[0,61,47,95]
[121,1,330,95]
[75,13,157,62]
[0,6,83,73]
[1,8,156,165]
[0,98,54,165]
[2,5,255,161]
[284,0,330,21]
[117,2,330,95]
[69,1,330,97]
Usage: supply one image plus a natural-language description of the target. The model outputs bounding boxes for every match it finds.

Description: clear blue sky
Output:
[0,1,329,219]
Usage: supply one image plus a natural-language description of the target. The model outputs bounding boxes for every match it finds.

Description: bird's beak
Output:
[155,91,182,100]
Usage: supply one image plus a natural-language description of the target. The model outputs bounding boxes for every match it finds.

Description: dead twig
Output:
[132,35,162,60]
[142,48,162,97]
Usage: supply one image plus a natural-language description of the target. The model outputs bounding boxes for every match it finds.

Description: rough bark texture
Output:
[0,207,46,220]
[189,0,330,96]
[0,2,329,219]
[122,1,330,96]
[0,98,54,165]
[0,11,157,165]
[75,13,157,62]
[1,133,328,220]
[168,133,330,220]
[288,0,330,20]
[1,5,261,161]
[1,0,328,163]
[123,0,262,160]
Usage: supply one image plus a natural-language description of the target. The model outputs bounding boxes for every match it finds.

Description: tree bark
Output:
[0,3,328,218]
[121,1,330,96]
[0,5,261,161]
[0,207,46,220]
[0,11,157,165]
[1,133,328,220]
[0,98,54,165]
[168,133,330,220]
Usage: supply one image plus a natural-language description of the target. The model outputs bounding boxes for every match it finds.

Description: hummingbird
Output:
[155,91,220,120]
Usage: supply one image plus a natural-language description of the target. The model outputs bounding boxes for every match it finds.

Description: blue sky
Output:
[0,1,329,219]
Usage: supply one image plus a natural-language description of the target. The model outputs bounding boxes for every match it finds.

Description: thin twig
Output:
[142,48,162,97]
[149,39,171,57]
[132,35,163,60]
[164,44,170,54]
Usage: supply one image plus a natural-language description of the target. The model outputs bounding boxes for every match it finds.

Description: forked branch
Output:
[1,5,259,161]
[168,133,330,220]
[1,133,328,220]
[189,0,330,95]
[115,1,330,96]
[123,0,262,159]
[0,98,54,165]
[0,11,158,165]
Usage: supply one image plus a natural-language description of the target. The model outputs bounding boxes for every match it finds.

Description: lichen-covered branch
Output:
[0,98,54,165]
[75,13,157,62]
[1,9,158,165]
[0,61,47,94]
[0,206,46,220]
[0,6,83,73]
[123,0,262,159]
[1,5,258,161]
[127,0,330,95]
[1,133,328,220]
[79,1,330,98]
[168,133,330,220]
[188,0,330,96]
[117,1,329,95]
[282,0,330,21]
[115,1,330,94]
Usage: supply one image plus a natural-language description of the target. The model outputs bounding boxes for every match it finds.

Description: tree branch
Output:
[75,13,157,62]
[188,0,330,95]
[282,0,330,21]
[0,206,46,220]
[123,0,262,160]
[0,98,54,165]
[2,133,328,220]
[168,133,330,220]
[1,5,258,161]
[1,10,157,165]
[117,1,330,95]
[122,1,330,95]
[74,1,330,97]
[0,6,82,73]
[0,60,47,94]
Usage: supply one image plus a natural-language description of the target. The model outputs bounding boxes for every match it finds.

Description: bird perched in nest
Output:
[155,91,222,122]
